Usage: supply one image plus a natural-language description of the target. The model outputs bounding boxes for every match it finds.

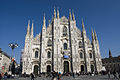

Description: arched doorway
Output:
[91,65,94,72]
[64,61,69,73]
[47,65,51,72]
[81,65,84,72]
[34,65,38,75]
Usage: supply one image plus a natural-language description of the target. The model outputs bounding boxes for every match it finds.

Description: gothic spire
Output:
[42,14,46,29]
[82,19,86,33]
[31,20,34,38]
[57,8,59,19]
[72,10,75,21]
[69,9,72,21]
[27,20,30,36]
[109,49,112,58]
[54,7,56,18]
[94,29,98,41]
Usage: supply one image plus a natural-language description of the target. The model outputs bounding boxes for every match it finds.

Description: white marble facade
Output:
[22,9,103,74]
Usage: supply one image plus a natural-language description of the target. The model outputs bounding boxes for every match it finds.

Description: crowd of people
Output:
[0,70,120,80]
[0,72,8,80]
[29,71,120,80]
[107,70,120,79]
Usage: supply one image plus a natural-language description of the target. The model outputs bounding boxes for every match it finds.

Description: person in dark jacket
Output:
[31,73,35,80]
[52,71,57,80]
[113,70,117,79]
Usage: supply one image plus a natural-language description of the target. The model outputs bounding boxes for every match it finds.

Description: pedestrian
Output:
[52,71,56,80]
[58,72,61,80]
[31,73,35,80]
[108,71,110,79]
[113,70,117,79]
[4,72,8,80]
[73,72,75,78]
[118,71,120,79]
[0,73,2,80]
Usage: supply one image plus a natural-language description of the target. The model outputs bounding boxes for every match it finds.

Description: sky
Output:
[0,0,120,63]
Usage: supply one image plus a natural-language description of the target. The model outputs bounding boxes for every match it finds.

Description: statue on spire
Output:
[91,27,94,41]
[27,20,30,36]
[57,8,59,19]
[42,14,46,28]
[31,20,34,38]
[54,7,56,18]
[72,10,75,21]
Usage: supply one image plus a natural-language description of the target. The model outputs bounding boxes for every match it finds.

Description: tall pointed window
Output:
[79,41,83,48]
[80,52,83,58]
[35,51,38,58]
[64,43,67,50]
[47,51,51,58]
[89,53,92,59]
[47,39,52,46]
[63,26,67,36]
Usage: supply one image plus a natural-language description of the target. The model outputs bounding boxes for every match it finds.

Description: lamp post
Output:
[8,43,18,74]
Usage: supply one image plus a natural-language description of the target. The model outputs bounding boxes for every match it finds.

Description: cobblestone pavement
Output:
[8,75,120,80]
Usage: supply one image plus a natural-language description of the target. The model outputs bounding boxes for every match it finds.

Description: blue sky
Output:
[0,0,120,63]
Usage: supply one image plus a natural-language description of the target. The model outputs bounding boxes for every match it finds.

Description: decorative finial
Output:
[82,18,84,29]
[31,20,34,37]
[27,20,30,35]
[94,29,98,40]
[43,13,46,27]
[54,7,56,18]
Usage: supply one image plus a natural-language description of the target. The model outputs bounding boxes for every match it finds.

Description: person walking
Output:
[113,70,117,79]
[58,72,61,80]
[0,73,2,80]
[31,73,35,80]
[52,71,57,80]
[108,71,110,79]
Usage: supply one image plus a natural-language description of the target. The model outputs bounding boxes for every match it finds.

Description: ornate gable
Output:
[33,33,40,44]
[60,16,68,23]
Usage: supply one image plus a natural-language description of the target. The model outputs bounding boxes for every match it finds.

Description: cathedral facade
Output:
[22,9,103,75]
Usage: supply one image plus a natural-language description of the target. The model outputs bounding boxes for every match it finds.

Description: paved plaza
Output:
[8,75,120,80]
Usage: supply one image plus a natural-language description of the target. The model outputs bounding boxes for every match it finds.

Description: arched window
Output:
[79,41,83,48]
[47,51,51,58]
[47,65,51,72]
[81,65,84,72]
[35,51,38,58]
[64,43,67,50]
[80,52,83,58]
[63,26,67,36]
[89,53,92,58]
[91,65,94,72]
[47,39,52,46]
[34,65,38,75]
